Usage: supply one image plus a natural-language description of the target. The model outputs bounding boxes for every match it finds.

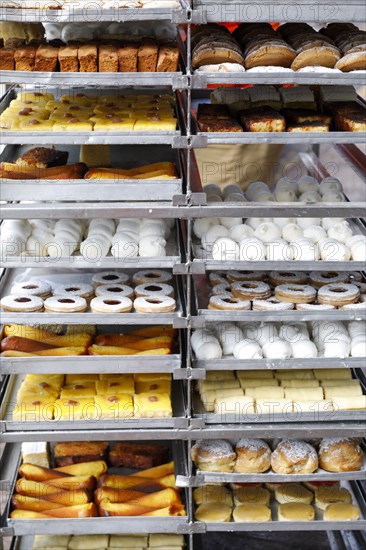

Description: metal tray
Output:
[0,266,186,325]
[193,357,366,372]
[0,375,189,432]
[0,145,184,202]
[0,440,190,537]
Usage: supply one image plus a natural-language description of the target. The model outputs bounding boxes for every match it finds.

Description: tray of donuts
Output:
[3,439,188,534]
[0,218,183,269]
[192,270,366,321]
[0,371,189,432]
[0,268,186,325]
[192,367,366,424]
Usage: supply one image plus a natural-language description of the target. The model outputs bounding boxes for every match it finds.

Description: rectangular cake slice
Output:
[138,39,159,72]
[78,44,98,72]
[34,44,59,72]
[0,47,14,70]
[156,45,180,72]
[99,44,118,72]
[59,44,79,72]
[14,44,37,71]
[118,43,138,72]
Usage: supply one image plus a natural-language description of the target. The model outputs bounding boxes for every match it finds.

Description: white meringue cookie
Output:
[204,184,223,197]
[266,239,294,261]
[217,325,245,355]
[223,184,243,198]
[351,335,366,357]
[193,218,219,239]
[230,224,255,242]
[319,238,351,261]
[212,237,240,261]
[0,234,24,256]
[303,225,327,244]
[298,190,322,203]
[322,191,345,203]
[297,217,321,229]
[255,222,282,243]
[246,181,269,201]
[275,217,295,229]
[247,217,272,229]
[279,323,309,342]
[262,338,292,359]
[276,177,295,191]
[195,341,223,360]
[233,339,263,359]
[80,237,110,260]
[224,193,245,202]
[327,221,353,244]
[282,223,303,242]
[350,237,366,261]
[319,177,343,195]
[253,323,278,345]
[202,225,230,251]
[191,329,216,350]
[324,341,350,358]
[348,321,366,337]
[291,340,318,358]
[139,236,166,257]
[219,217,243,229]
[291,238,319,261]
[322,217,346,230]
[296,175,318,194]
[274,189,297,202]
[252,190,275,202]
[239,237,266,261]
[111,238,139,258]
[347,234,366,249]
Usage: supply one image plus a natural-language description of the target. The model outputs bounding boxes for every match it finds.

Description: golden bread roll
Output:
[315,486,352,510]
[191,440,236,472]
[234,439,271,473]
[193,485,233,507]
[271,440,318,474]
[195,502,232,522]
[323,503,361,521]
[319,438,363,472]
[233,503,271,522]
[233,486,270,506]
[278,502,315,521]
[274,483,313,504]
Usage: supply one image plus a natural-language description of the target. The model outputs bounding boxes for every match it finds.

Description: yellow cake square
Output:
[135,380,171,395]
[52,119,93,132]
[13,397,55,422]
[133,392,172,418]
[60,383,96,398]
[65,374,100,384]
[94,118,135,131]
[94,394,134,419]
[96,379,135,396]
[18,119,54,131]
[54,397,96,421]
[134,373,171,383]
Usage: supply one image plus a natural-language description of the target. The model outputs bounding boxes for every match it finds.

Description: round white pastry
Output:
[217,325,245,355]
[202,225,230,251]
[275,189,297,202]
[139,236,166,257]
[251,190,275,202]
[195,341,223,360]
[282,223,303,242]
[322,217,345,230]
[191,329,216,350]
[303,225,327,244]
[233,339,263,359]
[219,217,243,229]
[275,217,295,229]
[207,193,223,203]
[319,238,351,261]
[348,320,366,337]
[350,236,366,261]
[351,335,366,358]
[247,217,272,229]
[116,219,140,233]
[111,237,138,258]
[212,237,239,261]
[223,184,243,198]
[299,190,322,203]
[225,193,244,202]
[230,224,255,242]
[204,184,223,197]
[328,221,353,244]
[30,219,54,231]
[246,181,269,201]
[276,177,295,191]
[140,223,167,239]
[347,234,366,249]
[324,341,351,358]
[297,175,318,194]
[291,238,320,261]
[322,191,345,203]
[89,218,115,232]
[193,218,219,239]
[239,237,266,261]
[253,323,278,345]
[319,177,342,195]
[111,231,138,246]
[279,323,309,342]
[297,217,321,229]
[266,239,294,261]
[80,237,110,260]
[255,222,282,243]
[26,231,53,257]
[262,338,292,359]
[290,340,318,358]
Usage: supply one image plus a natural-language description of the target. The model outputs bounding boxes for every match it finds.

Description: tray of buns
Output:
[1,440,189,535]
[0,268,186,325]
[0,144,184,202]
[0,88,183,146]
[0,373,189,432]
[192,480,366,531]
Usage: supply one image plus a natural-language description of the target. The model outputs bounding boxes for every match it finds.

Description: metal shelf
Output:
[192,132,366,146]
[193,358,366,372]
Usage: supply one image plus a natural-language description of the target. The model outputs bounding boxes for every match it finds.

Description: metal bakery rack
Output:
[1,0,366,548]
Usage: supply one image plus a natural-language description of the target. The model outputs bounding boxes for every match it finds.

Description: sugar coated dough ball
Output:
[193,218,219,239]
[266,239,294,261]
[212,237,240,261]
[297,175,318,194]
[233,339,263,359]
[262,338,292,359]
[202,224,230,251]
[303,225,327,243]
[239,237,266,261]
[230,224,255,242]
[282,223,303,242]
[297,217,320,229]
[275,217,295,229]
[319,177,342,195]
[319,239,351,261]
[291,340,318,358]
[219,217,243,229]
[275,189,297,202]
[247,217,272,229]
[328,221,353,244]
[322,218,345,230]
[255,222,282,243]
[291,238,320,261]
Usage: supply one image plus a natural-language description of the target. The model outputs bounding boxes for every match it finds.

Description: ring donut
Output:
[275,284,317,304]
[341,295,366,309]
[44,295,87,313]
[353,281,366,294]
[1,294,44,312]
[318,283,360,307]
[92,271,129,287]
[10,280,52,299]
[132,270,173,286]
[231,280,271,300]
[269,271,308,287]
[134,295,176,313]
[134,283,174,298]
[209,272,227,286]
[95,284,134,299]
[208,294,251,311]
[53,283,94,300]
[227,270,267,283]
[211,282,233,296]
[349,272,363,283]
[90,296,133,313]
[296,302,336,310]
[252,297,294,311]
[309,271,349,289]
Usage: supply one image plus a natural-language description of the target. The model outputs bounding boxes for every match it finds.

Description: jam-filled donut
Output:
[90,296,133,313]
[132,270,173,286]
[53,283,94,301]
[209,272,228,286]
[227,270,267,283]
[252,297,294,311]
[95,284,134,300]
[269,271,308,287]
[275,284,317,304]
[208,294,251,311]
[92,271,129,287]
[231,280,271,300]
[44,295,87,313]
[1,294,44,312]
[318,283,360,307]
[309,271,349,289]
[134,283,174,298]
[134,295,176,313]
[10,280,52,299]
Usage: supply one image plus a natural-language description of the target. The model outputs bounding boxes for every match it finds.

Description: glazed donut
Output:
[53,283,94,300]
[44,295,87,313]
[269,271,308,286]
[134,295,176,313]
[132,270,172,286]
[275,284,317,304]
[209,272,227,286]
[208,294,251,311]
[92,271,129,287]
[1,294,44,312]
[296,302,335,311]
[90,296,133,313]
[318,283,360,307]
[10,280,52,299]
[95,284,134,300]
[212,282,233,296]
[227,271,267,283]
[252,297,294,311]
[309,271,349,289]
[232,281,271,300]
[134,282,174,298]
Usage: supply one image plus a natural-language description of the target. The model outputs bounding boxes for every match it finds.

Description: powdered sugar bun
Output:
[282,223,303,242]
[44,295,87,313]
[318,438,363,473]
[309,271,349,289]
[11,280,52,299]
[1,294,44,312]
[191,440,236,473]
[290,340,318,358]
[132,270,172,285]
[271,440,318,474]
[230,224,255,242]
[318,283,360,307]
[233,339,262,359]
[208,294,251,311]
[255,222,282,243]
[328,221,353,243]
[253,297,294,311]
[235,439,271,474]
[303,225,327,243]
[212,237,239,261]
[297,175,318,194]
[266,240,294,261]
[239,237,266,261]
[96,284,134,299]
[232,280,271,300]
[262,338,292,359]
[134,282,174,298]
[53,283,94,300]
[275,284,317,304]
[134,295,176,313]
[297,217,321,229]
[90,295,132,313]
[319,238,351,261]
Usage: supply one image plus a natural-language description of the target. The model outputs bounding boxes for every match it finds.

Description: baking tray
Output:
[192,274,366,324]
[0,87,182,146]
[0,375,188,432]
[193,358,366,372]
[0,145,184,202]
[0,267,186,325]
[0,440,190,536]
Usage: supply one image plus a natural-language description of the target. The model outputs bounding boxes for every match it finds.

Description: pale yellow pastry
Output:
[52,119,93,132]
[13,398,55,421]
[149,534,185,547]
[332,396,366,410]
[195,502,232,522]
[60,383,96,398]
[135,380,171,394]
[18,119,54,131]
[281,380,320,388]
[94,394,133,419]
[134,373,171,383]
[323,503,360,521]
[214,396,255,415]
[68,535,109,549]
[284,388,324,401]
[246,387,285,399]
[233,504,271,522]
[237,370,274,379]
[275,370,314,380]
[65,374,99,384]
[313,368,352,380]
[109,535,148,548]
[193,485,233,506]
[94,118,135,131]
[233,486,270,506]
[54,397,95,421]
[240,378,279,388]
[293,400,334,413]
[324,386,363,399]
[275,483,313,504]
[256,399,293,415]
[320,379,361,388]
[278,502,315,521]
[96,379,135,396]
[315,486,352,510]
[133,392,172,418]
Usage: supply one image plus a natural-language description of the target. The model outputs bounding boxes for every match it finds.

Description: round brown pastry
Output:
[269,271,308,286]
[211,282,233,296]
[317,283,360,307]
[192,43,245,69]
[309,271,349,289]
[0,294,44,313]
[231,280,271,300]
[335,51,366,72]
[191,440,237,472]
[349,271,363,283]
[278,502,315,521]
[275,483,314,504]
[195,502,232,522]
[318,438,363,472]
[291,46,341,71]
[275,284,317,304]
[10,280,52,299]
[208,294,251,311]
[271,440,319,474]
[234,439,271,473]
[227,270,267,283]
[245,43,296,69]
